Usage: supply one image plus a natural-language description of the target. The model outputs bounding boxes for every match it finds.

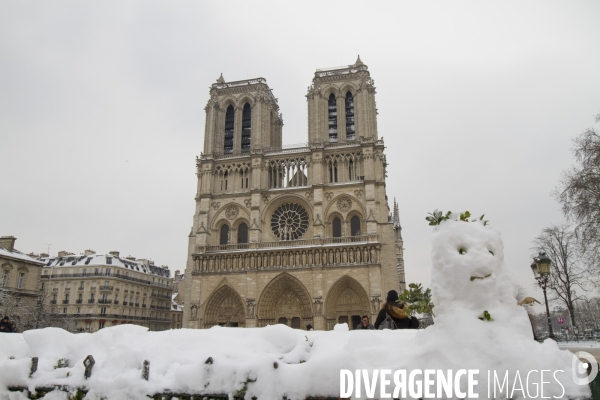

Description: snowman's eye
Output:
[458,248,467,255]
[489,250,494,256]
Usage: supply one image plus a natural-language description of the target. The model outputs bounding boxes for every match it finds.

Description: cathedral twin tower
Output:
[182,57,405,330]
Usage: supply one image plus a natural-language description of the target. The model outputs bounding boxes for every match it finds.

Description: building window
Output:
[220,225,230,245]
[17,272,25,289]
[351,216,361,236]
[241,103,251,152]
[329,160,337,183]
[328,93,338,142]
[100,307,107,315]
[332,218,342,238]
[1,270,8,287]
[237,223,248,244]
[99,321,105,329]
[221,171,229,191]
[41,282,45,291]
[105,269,111,276]
[224,105,234,154]
[63,308,67,314]
[348,159,356,181]
[345,92,355,141]
[94,268,100,276]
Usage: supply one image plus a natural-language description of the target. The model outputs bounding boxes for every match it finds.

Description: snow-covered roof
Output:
[40,253,171,278]
[172,292,183,311]
[0,245,44,265]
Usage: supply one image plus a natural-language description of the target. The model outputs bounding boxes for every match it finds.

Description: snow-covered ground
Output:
[558,340,600,349]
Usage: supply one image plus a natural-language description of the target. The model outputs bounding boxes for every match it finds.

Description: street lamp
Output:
[531,251,554,339]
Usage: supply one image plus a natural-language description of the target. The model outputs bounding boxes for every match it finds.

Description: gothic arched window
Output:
[328,93,338,142]
[241,103,251,152]
[345,92,355,141]
[351,216,361,236]
[220,224,230,245]
[329,160,338,183]
[237,223,248,244]
[221,171,229,191]
[332,217,342,238]
[224,105,234,154]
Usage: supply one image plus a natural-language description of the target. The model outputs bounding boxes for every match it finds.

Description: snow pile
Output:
[0,218,591,399]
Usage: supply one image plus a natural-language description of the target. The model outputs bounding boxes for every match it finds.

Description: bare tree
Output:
[554,112,600,276]
[25,289,60,330]
[532,224,589,326]
[0,288,21,319]
[573,297,600,334]
[0,288,61,331]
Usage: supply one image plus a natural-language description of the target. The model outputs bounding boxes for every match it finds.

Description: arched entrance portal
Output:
[203,285,246,328]
[257,273,313,328]
[325,275,371,330]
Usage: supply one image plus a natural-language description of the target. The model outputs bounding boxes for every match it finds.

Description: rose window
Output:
[271,203,309,240]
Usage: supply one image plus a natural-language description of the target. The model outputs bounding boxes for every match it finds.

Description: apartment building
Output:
[0,236,45,322]
[41,250,173,332]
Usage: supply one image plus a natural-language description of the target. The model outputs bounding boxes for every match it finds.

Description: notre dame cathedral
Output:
[182,57,405,330]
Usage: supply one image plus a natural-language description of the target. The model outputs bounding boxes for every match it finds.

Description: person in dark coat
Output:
[10,322,18,333]
[374,290,419,330]
[355,315,375,330]
[0,316,13,333]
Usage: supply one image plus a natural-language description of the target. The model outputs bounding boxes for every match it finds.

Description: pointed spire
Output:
[393,198,401,229]
[216,73,225,84]
[354,55,364,66]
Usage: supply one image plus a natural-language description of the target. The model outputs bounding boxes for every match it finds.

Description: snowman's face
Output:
[431,221,506,310]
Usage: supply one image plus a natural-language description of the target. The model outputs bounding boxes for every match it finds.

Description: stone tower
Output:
[183,57,405,330]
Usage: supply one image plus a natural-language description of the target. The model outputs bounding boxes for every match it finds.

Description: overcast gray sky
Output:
[2,1,600,306]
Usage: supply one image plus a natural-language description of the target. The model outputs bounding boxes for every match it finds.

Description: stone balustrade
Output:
[192,236,380,275]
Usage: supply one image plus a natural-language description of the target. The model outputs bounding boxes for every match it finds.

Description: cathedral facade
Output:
[182,57,405,330]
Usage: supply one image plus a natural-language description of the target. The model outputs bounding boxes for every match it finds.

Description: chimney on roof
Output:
[126,256,136,261]
[40,253,49,258]
[149,260,155,266]
[175,270,180,276]
[161,265,168,270]
[109,251,120,258]
[0,236,16,252]
[58,250,73,257]
[84,249,96,256]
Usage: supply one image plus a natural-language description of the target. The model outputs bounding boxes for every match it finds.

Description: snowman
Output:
[429,212,533,336]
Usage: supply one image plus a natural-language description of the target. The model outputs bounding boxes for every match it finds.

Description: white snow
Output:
[0,218,591,399]
[559,341,600,349]
[0,246,44,265]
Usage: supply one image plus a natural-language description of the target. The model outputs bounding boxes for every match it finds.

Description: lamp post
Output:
[531,251,554,339]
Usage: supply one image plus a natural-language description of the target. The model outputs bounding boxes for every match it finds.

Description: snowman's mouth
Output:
[470,273,492,281]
